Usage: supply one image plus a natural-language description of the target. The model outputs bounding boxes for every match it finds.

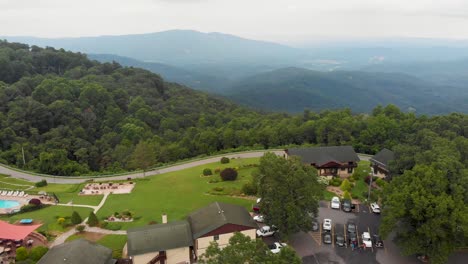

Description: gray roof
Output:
[127,220,193,256]
[287,146,359,166]
[188,202,257,239]
[370,148,394,169]
[37,239,115,264]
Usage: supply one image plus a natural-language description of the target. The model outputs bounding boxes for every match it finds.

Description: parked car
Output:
[362,232,373,248]
[342,199,352,212]
[311,220,319,232]
[347,222,356,233]
[336,234,345,247]
[323,233,332,244]
[256,198,262,204]
[348,232,358,246]
[373,234,384,248]
[323,219,332,232]
[252,203,261,213]
[253,215,264,223]
[331,196,340,209]
[370,203,381,214]
[268,242,287,254]
[256,225,277,237]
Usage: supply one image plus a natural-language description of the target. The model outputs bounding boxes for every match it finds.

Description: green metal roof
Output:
[188,202,257,239]
[37,239,115,264]
[127,220,193,256]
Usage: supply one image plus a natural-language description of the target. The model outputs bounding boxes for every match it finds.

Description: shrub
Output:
[29,198,42,206]
[16,247,29,261]
[35,179,48,187]
[29,246,49,261]
[87,212,99,227]
[364,176,379,185]
[214,167,221,174]
[220,157,230,164]
[106,223,122,230]
[329,178,343,187]
[71,211,82,225]
[202,168,213,176]
[99,222,108,229]
[376,178,387,187]
[75,225,85,233]
[317,176,330,186]
[220,168,238,181]
[343,190,352,200]
[340,179,352,192]
[20,204,42,213]
[57,217,66,225]
[242,182,257,195]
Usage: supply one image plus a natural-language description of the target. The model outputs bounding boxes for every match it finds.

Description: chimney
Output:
[162,213,167,224]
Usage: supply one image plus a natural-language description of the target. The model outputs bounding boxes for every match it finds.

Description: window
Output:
[341,168,346,171]
[348,168,353,173]
[214,235,219,241]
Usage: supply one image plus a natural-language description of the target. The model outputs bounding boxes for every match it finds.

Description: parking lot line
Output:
[332,224,335,248]
[343,225,347,248]
[319,222,322,246]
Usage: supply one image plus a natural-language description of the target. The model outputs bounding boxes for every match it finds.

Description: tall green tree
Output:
[257,152,323,238]
[198,232,301,264]
[129,140,157,177]
[381,165,468,264]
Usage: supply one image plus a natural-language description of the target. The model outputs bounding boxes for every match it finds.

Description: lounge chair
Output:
[23,194,28,198]
[0,190,6,195]
[6,191,13,196]
[18,191,24,197]
[12,191,19,196]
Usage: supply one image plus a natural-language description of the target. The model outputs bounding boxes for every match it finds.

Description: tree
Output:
[381,165,468,264]
[76,225,85,232]
[203,168,213,176]
[16,246,29,261]
[129,140,156,177]
[71,211,82,225]
[198,232,301,264]
[87,211,99,227]
[29,246,49,261]
[340,178,352,192]
[257,153,324,238]
[342,190,352,200]
[220,157,230,164]
[220,168,238,181]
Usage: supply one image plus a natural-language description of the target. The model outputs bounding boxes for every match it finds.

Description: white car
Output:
[257,225,276,237]
[253,215,265,223]
[362,232,373,248]
[256,198,262,204]
[331,196,340,209]
[323,219,332,232]
[370,203,381,214]
[268,242,287,254]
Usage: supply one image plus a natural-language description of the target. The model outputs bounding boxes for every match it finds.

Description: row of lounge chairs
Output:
[0,190,28,197]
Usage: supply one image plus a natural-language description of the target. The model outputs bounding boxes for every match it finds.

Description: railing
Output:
[148,252,167,264]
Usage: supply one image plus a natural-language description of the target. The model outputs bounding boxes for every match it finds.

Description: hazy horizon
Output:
[3,0,468,46]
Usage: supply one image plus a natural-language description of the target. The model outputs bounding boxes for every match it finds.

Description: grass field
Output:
[0,205,93,233]
[0,174,34,190]
[97,158,259,230]
[66,233,127,258]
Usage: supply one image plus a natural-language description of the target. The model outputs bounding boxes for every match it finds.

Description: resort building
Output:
[37,239,115,264]
[370,148,395,179]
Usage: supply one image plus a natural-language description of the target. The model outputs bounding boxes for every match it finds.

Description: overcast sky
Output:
[2,0,468,44]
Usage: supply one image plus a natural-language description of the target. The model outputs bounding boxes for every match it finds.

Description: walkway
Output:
[0,150,286,184]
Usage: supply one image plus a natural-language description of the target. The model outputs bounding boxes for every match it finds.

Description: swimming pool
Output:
[0,200,20,209]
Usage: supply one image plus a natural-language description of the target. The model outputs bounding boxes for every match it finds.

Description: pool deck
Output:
[0,194,54,215]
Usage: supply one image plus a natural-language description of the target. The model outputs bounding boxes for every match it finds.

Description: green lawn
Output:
[0,174,34,190]
[323,190,336,201]
[67,233,127,258]
[97,158,259,230]
[0,205,93,233]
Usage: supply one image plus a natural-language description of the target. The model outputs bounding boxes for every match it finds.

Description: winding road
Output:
[0,150,371,184]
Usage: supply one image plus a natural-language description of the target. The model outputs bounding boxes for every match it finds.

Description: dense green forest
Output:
[0,40,467,177]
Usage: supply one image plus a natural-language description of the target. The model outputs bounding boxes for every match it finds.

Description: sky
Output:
[2,0,468,44]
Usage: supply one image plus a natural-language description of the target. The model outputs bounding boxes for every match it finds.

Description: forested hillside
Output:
[0,40,467,177]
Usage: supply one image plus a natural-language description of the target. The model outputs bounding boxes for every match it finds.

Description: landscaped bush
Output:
[106,223,122,231]
[57,217,65,225]
[375,178,387,188]
[35,179,48,187]
[329,178,343,187]
[16,247,29,261]
[75,225,85,233]
[29,198,42,206]
[220,168,238,181]
[340,179,352,192]
[87,212,99,227]
[242,182,257,195]
[202,168,213,176]
[214,167,221,174]
[71,211,82,225]
[343,190,352,200]
[317,176,330,186]
[20,203,43,213]
[220,157,230,164]
[29,246,49,261]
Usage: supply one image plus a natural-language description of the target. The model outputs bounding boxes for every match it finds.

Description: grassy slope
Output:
[97,158,259,229]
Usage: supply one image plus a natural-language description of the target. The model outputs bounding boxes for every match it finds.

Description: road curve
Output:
[0,150,371,184]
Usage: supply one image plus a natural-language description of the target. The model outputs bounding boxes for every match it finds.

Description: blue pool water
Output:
[0,200,20,209]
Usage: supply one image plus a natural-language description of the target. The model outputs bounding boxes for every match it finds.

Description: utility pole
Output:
[21,146,26,166]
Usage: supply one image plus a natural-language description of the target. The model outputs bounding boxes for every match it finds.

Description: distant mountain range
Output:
[4,30,468,114]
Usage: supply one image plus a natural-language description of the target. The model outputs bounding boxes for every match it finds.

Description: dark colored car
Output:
[348,232,358,246]
[336,234,345,247]
[311,220,319,232]
[373,234,384,248]
[342,199,352,212]
[323,233,332,244]
[347,222,356,233]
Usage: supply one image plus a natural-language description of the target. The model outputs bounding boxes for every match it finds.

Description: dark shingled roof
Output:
[188,202,257,239]
[370,148,394,169]
[127,220,193,256]
[287,146,359,166]
[37,239,115,264]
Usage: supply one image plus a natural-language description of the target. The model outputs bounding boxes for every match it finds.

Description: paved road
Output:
[0,150,370,184]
